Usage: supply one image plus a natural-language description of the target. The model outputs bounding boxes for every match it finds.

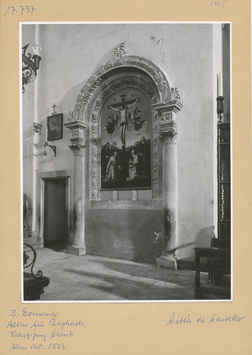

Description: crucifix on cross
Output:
[51,103,57,115]
[107,95,140,150]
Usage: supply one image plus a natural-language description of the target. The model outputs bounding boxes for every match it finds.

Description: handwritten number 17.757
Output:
[4,5,36,16]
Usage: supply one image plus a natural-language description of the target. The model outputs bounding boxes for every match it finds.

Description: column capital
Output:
[152,87,183,122]
[64,121,88,154]
[64,120,88,130]
[69,143,85,156]
[159,121,178,143]
[152,100,182,119]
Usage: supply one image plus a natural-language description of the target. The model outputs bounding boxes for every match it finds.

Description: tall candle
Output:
[217,72,223,97]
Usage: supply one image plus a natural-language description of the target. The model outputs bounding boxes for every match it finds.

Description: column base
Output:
[156,253,178,270]
[67,245,86,256]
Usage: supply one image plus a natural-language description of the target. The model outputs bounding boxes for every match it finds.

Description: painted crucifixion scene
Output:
[101,89,152,189]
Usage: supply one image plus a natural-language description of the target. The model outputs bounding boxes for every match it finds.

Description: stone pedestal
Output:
[64,121,88,256]
[153,98,183,269]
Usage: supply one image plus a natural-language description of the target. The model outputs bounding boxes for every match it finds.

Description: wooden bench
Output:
[208,238,230,285]
[194,243,231,299]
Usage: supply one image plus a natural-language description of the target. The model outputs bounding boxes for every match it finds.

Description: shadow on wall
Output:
[58,79,89,120]
[59,45,125,119]
[94,48,115,72]
[195,226,215,248]
[176,225,215,268]
[156,225,215,257]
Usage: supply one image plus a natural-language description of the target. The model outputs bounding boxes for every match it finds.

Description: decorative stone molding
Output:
[159,121,178,143]
[87,199,162,210]
[69,57,172,201]
[152,108,159,198]
[64,121,88,155]
[69,144,85,156]
[152,97,183,143]
[161,111,173,121]
[152,99,183,121]
[69,57,184,203]
[71,56,171,122]
[113,43,126,59]
[171,87,182,102]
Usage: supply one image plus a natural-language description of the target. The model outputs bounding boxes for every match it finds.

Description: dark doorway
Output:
[44,178,67,250]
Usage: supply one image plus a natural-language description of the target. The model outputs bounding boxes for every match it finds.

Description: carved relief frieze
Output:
[89,112,99,200]
[161,111,173,121]
[153,104,183,123]
[152,109,159,198]
[90,145,98,200]
[64,122,88,157]
[72,129,79,137]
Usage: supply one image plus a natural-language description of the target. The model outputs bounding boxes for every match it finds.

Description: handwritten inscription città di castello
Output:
[166,312,247,325]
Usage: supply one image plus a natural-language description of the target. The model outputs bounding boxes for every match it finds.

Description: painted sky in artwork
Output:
[101,88,151,150]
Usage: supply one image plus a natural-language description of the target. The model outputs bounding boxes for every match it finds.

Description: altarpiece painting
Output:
[101,88,151,189]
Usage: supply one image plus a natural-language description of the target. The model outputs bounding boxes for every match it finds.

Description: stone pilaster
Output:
[64,121,88,256]
[152,98,183,269]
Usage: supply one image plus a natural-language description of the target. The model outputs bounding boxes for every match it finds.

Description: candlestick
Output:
[217,96,224,122]
[217,72,223,97]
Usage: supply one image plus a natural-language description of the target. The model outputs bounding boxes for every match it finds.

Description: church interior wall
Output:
[22,24,36,233]
[22,23,221,263]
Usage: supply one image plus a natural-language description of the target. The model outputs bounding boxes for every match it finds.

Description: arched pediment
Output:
[72,56,171,122]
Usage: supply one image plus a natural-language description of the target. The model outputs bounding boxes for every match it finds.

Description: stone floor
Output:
[28,247,203,302]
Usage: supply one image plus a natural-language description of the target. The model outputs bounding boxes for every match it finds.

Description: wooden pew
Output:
[194,239,231,299]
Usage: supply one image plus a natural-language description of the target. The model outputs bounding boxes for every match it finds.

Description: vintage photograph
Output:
[101,90,151,189]
[22,22,231,302]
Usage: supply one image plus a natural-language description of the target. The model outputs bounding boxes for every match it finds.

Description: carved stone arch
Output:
[72,56,171,123]
[71,56,172,201]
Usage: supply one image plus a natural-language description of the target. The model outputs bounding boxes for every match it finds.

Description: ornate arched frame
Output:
[72,56,172,201]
